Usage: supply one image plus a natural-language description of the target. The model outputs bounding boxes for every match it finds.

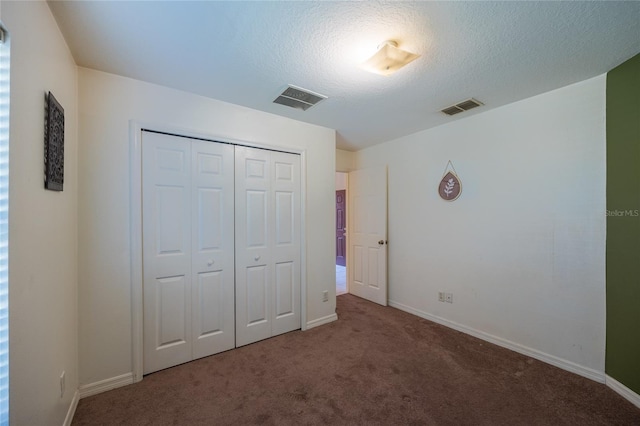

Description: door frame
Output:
[129,121,308,383]
[335,189,346,267]
[335,171,349,295]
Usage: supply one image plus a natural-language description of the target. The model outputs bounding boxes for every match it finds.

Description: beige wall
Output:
[2,1,612,420]
[335,172,347,191]
[355,76,607,380]
[336,149,356,172]
[77,68,337,387]
[2,1,79,424]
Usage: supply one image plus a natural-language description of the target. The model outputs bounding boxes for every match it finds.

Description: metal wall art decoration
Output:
[45,91,64,191]
[438,160,462,201]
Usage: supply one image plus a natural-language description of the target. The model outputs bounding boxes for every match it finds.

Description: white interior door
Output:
[190,140,235,360]
[348,166,388,306]
[235,147,272,346]
[142,132,235,374]
[270,151,301,336]
[235,146,301,346]
[142,132,193,374]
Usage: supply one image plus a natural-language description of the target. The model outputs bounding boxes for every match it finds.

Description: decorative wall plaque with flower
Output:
[438,161,461,201]
[45,91,64,191]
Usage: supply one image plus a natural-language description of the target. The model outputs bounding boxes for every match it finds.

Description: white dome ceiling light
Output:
[360,40,420,76]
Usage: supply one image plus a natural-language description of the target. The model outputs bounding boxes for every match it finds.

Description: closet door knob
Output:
[207,260,214,266]
[254,256,260,261]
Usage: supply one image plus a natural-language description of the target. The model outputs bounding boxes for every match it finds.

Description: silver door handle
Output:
[207,260,214,266]
[254,256,260,261]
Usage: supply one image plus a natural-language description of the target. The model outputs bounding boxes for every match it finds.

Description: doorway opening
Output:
[336,172,347,295]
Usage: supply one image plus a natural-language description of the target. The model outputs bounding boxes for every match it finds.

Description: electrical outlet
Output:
[445,293,453,304]
[60,371,65,398]
[438,292,445,302]
[322,290,328,302]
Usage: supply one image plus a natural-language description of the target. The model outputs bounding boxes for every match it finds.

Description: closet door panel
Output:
[271,151,301,336]
[142,132,192,374]
[235,146,272,346]
[275,261,294,318]
[191,141,235,359]
[156,276,189,346]
[246,265,269,325]
[196,271,225,334]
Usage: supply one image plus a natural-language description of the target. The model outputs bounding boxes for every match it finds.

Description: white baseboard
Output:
[63,390,79,426]
[388,300,605,383]
[606,375,640,408]
[306,313,338,330]
[79,372,135,399]
[80,315,338,401]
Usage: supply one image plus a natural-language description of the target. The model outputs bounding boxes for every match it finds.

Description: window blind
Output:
[0,24,10,425]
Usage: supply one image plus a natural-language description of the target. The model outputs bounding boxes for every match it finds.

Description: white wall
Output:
[2,1,79,424]
[355,76,607,379]
[78,68,336,387]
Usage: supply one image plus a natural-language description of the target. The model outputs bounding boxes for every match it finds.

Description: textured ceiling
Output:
[48,1,640,151]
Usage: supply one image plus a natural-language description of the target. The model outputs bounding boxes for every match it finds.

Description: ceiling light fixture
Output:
[360,40,420,76]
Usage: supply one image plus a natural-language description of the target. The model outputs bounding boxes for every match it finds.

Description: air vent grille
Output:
[274,85,327,111]
[441,98,484,116]
[441,106,464,116]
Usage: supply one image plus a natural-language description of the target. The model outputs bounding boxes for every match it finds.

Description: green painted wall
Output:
[606,53,640,394]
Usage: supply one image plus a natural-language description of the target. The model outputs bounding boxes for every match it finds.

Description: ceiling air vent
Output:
[441,98,484,116]
[273,85,327,111]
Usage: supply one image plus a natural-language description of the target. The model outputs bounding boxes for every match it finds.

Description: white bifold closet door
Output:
[142,132,235,374]
[142,132,301,374]
[235,146,301,347]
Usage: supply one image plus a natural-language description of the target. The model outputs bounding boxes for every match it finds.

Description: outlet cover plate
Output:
[60,371,65,398]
